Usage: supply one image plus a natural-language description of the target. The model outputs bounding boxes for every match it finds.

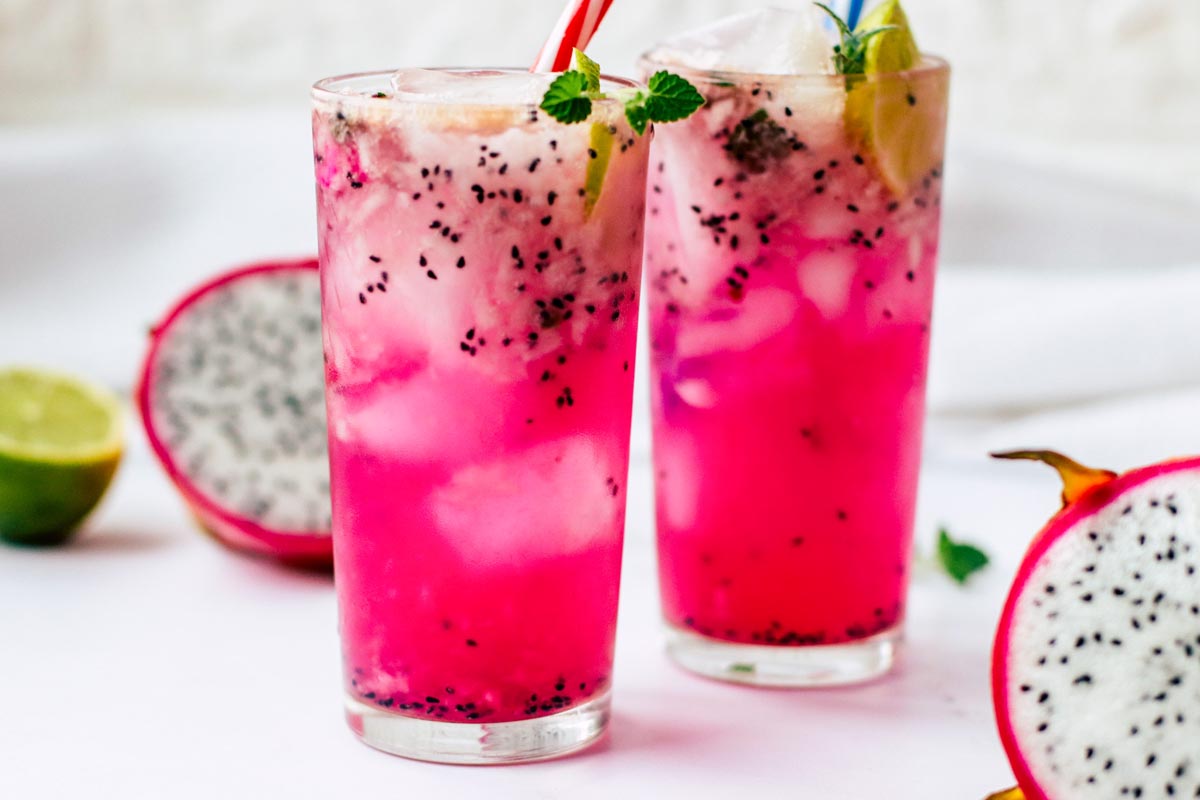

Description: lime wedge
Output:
[859,0,919,73]
[844,0,945,196]
[0,368,124,546]
[584,120,615,218]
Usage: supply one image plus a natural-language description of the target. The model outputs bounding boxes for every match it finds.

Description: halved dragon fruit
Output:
[989,450,1200,800]
[137,258,332,567]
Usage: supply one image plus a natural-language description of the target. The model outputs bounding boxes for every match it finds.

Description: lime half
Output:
[845,0,946,196]
[0,368,124,545]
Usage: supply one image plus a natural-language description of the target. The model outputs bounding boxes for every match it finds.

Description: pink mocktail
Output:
[642,57,950,684]
[312,69,649,760]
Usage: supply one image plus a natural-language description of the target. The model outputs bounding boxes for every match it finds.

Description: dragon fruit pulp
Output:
[137,258,332,567]
[991,450,1200,800]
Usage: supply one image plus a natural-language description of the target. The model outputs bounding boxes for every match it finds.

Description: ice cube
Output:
[329,365,507,463]
[431,437,620,561]
[797,251,856,317]
[389,69,556,105]
[649,7,834,75]
[674,378,719,408]
[653,433,701,531]
[675,287,799,360]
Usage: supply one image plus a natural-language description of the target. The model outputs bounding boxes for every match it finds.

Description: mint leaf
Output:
[729,663,756,674]
[573,48,602,93]
[644,71,705,124]
[815,2,853,39]
[540,71,593,124]
[814,2,896,75]
[936,528,990,585]
[540,60,704,134]
[624,93,650,135]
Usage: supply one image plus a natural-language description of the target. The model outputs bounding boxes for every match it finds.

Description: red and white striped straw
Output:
[531,0,616,73]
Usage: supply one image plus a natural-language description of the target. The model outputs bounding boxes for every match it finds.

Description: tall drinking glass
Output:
[640,56,950,685]
[312,69,649,763]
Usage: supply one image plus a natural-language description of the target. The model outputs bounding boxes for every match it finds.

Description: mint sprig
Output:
[625,71,705,134]
[540,71,594,125]
[539,49,704,134]
[814,2,897,75]
[936,527,990,585]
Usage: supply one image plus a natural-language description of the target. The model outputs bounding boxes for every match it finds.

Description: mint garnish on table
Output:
[936,527,991,585]
[540,49,705,134]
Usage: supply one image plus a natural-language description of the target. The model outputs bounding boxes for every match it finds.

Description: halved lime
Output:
[0,368,124,546]
[845,0,946,196]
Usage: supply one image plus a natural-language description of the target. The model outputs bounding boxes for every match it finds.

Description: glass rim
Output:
[635,52,949,86]
[311,67,645,109]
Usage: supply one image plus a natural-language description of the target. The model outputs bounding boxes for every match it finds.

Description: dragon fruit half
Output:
[137,258,332,566]
[989,450,1200,800]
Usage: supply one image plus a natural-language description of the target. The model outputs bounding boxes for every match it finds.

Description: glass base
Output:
[664,623,900,687]
[345,689,610,764]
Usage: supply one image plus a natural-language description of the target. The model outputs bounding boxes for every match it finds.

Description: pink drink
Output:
[642,60,950,683]
[312,70,648,759]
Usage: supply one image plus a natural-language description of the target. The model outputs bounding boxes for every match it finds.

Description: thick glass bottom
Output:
[345,689,610,764]
[664,623,900,687]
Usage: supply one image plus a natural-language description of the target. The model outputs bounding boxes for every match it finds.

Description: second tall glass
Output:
[642,56,950,685]
[313,69,650,762]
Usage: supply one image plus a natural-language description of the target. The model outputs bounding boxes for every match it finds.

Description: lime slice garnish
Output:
[859,0,919,73]
[584,120,615,217]
[0,368,124,545]
[844,0,944,196]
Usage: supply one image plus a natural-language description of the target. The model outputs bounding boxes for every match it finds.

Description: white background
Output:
[2,1,1200,797]
[4,0,1200,160]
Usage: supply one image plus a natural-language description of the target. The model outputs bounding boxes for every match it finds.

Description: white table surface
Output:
[1,437,1039,800]
[2,109,1197,799]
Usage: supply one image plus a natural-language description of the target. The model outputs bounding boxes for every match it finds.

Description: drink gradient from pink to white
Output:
[313,71,649,723]
[645,65,949,647]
